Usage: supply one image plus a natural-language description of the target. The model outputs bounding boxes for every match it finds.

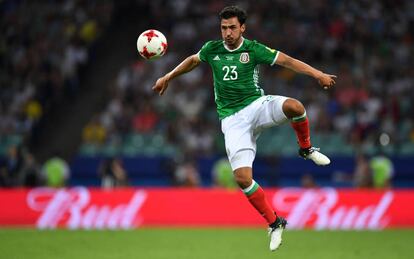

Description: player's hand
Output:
[317,73,337,90]
[152,75,169,96]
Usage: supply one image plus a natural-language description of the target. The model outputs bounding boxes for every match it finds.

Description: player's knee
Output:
[283,98,305,118]
[235,177,252,189]
[233,169,252,189]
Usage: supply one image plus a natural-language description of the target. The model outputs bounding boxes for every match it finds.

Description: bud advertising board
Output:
[0,188,413,229]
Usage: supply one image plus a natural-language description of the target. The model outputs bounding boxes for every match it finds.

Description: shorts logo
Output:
[239,52,249,63]
[262,95,274,104]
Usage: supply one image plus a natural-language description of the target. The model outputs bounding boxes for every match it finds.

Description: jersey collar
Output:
[223,37,245,52]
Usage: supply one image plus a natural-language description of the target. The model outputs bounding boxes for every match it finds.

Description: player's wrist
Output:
[165,73,172,82]
[314,71,324,80]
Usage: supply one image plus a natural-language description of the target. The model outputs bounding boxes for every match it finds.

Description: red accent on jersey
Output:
[140,46,156,59]
[143,30,159,42]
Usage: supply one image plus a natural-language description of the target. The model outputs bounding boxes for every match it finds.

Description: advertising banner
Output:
[0,188,412,229]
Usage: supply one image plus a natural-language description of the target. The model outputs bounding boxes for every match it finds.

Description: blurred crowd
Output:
[83,0,414,161]
[0,0,113,144]
[0,144,70,187]
[0,0,113,187]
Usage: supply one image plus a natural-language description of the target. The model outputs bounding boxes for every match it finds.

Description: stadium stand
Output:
[0,0,113,186]
[0,0,113,152]
[1,1,413,187]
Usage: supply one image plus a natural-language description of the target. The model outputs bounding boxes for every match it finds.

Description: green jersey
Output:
[198,38,279,119]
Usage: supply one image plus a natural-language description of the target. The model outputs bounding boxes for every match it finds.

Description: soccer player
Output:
[152,6,336,251]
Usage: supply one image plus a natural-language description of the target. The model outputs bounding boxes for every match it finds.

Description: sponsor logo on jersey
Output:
[213,55,220,61]
[239,52,249,63]
[225,56,233,61]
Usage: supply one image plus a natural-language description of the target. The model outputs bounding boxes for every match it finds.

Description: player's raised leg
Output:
[282,98,330,165]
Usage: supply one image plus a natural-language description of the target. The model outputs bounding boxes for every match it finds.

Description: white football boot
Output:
[268,217,288,251]
[299,147,330,166]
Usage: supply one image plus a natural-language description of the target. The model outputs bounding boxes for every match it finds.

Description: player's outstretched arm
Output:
[152,54,201,95]
[275,52,337,90]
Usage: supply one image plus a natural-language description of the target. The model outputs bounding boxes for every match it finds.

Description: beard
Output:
[224,35,240,48]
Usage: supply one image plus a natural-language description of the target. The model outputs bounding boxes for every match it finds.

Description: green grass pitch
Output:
[0,228,412,259]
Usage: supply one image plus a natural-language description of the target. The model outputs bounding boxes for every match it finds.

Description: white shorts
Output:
[221,95,289,171]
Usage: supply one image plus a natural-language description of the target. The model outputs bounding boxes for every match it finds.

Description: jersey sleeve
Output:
[253,41,280,66]
[197,41,212,62]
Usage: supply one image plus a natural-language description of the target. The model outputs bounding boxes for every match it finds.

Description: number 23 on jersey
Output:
[222,65,238,81]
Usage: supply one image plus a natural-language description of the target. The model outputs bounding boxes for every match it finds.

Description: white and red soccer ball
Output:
[137,29,168,60]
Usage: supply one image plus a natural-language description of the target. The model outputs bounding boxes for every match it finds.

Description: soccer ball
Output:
[137,29,168,60]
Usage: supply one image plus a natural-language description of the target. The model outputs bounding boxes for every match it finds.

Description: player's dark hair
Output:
[219,6,247,25]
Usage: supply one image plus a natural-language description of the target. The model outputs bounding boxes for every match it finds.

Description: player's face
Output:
[221,17,245,48]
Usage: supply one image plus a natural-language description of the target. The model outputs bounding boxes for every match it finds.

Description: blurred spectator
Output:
[370,154,394,189]
[212,158,237,189]
[0,144,43,187]
[42,154,70,188]
[82,115,107,145]
[98,157,128,188]
[301,173,317,188]
[0,145,24,186]
[25,99,43,125]
[353,154,372,188]
[174,161,200,187]
[132,102,159,133]
[79,20,99,45]
[20,152,42,187]
[0,164,7,187]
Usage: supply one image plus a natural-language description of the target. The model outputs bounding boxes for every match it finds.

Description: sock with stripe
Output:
[243,180,277,225]
[290,112,311,149]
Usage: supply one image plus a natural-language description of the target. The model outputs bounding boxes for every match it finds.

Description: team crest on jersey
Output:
[239,52,249,63]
